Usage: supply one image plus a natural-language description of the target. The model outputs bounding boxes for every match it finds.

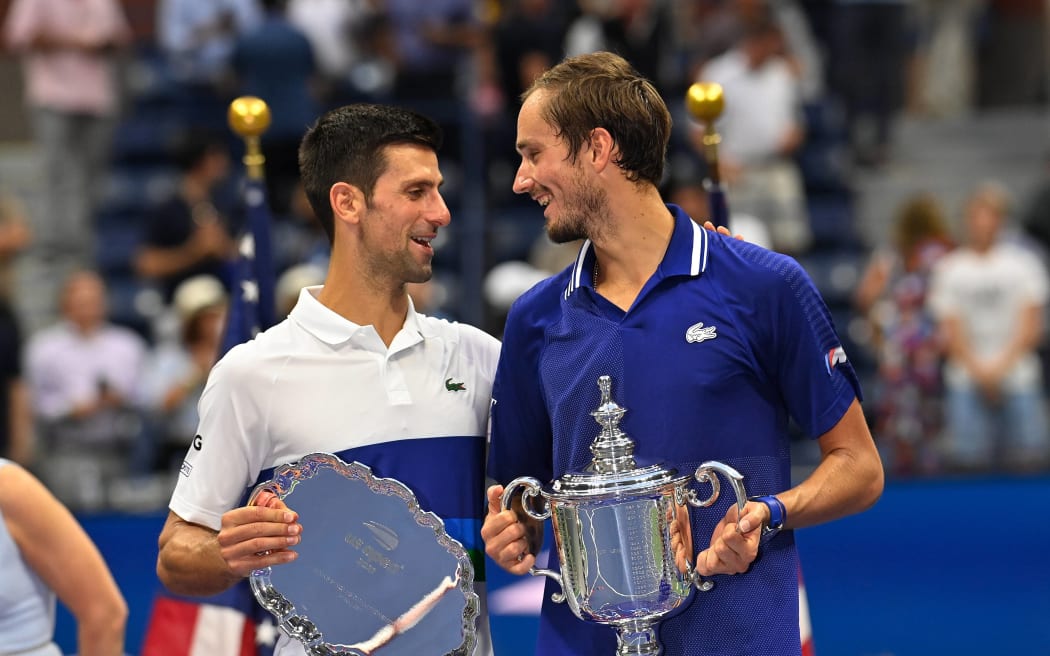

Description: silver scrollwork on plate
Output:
[249,453,478,655]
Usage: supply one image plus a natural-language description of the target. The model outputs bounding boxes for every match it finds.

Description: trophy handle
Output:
[499,477,565,603]
[687,461,747,514]
[500,476,551,520]
[686,461,749,593]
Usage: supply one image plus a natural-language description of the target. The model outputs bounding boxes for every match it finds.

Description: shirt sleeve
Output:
[765,257,861,439]
[487,293,555,485]
[168,343,268,530]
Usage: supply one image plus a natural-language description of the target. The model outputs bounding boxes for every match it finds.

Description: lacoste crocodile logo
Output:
[445,377,466,391]
[685,321,717,344]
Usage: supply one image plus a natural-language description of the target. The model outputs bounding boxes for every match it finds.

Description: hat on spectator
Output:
[172,274,227,320]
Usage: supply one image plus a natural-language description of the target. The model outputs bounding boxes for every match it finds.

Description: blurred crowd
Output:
[0,0,1047,512]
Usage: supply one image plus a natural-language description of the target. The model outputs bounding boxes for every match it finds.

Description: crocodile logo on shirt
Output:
[445,377,467,392]
[685,321,718,343]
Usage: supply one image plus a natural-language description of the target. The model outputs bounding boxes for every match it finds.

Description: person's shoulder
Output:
[421,314,501,353]
[209,318,296,381]
[0,459,35,508]
[711,234,808,288]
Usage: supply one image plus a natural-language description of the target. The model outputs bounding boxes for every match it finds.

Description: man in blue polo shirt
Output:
[482,51,884,655]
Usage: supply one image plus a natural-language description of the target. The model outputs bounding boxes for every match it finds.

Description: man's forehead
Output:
[378,143,442,180]
[516,106,559,152]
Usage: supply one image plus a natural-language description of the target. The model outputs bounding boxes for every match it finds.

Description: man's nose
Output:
[512,170,532,195]
[431,193,452,226]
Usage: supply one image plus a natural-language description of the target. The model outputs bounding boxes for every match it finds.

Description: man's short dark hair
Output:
[298,104,443,244]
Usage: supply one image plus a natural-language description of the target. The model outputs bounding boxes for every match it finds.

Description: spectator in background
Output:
[683,0,823,104]
[136,275,227,477]
[134,130,240,303]
[927,182,1050,473]
[0,458,127,655]
[907,0,982,119]
[0,192,32,465]
[3,0,131,268]
[24,270,148,511]
[976,0,1047,109]
[493,0,568,114]
[385,0,485,103]
[287,0,396,104]
[231,0,321,216]
[156,0,262,130]
[564,0,677,94]
[694,16,812,254]
[828,0,911,167]
[855,192,954,475]
[272,180,330,275]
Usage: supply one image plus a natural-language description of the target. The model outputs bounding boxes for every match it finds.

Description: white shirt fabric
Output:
[170,286,500,655]
[0,460,62,656]
[699,48,801,166]
[927,241,1050,390]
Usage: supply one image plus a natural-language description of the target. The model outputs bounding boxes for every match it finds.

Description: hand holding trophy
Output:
[249,454,479,656]
[499,376,749,656]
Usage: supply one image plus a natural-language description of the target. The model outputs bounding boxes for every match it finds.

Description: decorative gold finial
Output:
[685,82,724,124]
[228,96,271,138]
[685,82,725,187]
[227,96,271,180]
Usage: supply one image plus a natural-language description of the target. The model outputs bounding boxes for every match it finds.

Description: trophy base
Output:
[614,621,663,656]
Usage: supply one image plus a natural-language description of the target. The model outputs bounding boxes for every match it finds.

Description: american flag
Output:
[142,175,279,656]
[220,178,276,356]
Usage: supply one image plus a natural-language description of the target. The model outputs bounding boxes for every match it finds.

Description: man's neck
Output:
[590,193,674,310]
[318,259,410,348]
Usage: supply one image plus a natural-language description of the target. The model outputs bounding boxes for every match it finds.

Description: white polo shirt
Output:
[170,285,500,655]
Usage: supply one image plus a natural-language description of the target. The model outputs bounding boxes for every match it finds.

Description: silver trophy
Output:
[501,376,748,656]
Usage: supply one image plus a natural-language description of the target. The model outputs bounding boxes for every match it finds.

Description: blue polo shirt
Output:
[488,204,861,655]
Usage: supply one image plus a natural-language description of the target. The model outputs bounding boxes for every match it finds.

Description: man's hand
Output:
[481,485,537,575]
[694,501,765,577]
[702,220,745,241]
[215,490,301,578]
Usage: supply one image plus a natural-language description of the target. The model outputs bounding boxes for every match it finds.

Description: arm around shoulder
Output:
[0,464,127,656]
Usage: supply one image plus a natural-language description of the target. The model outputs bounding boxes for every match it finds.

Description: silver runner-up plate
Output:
[248,452,478,656]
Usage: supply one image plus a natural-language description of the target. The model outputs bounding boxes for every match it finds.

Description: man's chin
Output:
[546,221,584,244]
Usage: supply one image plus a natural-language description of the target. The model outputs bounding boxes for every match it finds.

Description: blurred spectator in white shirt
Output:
[24,270,147,510]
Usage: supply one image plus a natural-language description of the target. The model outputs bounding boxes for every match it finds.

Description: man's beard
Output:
[546,173,610,244]
[359,209,433,286]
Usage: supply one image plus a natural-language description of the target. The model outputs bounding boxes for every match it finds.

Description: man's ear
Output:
[330,181,364,227]
[588,127,616,173]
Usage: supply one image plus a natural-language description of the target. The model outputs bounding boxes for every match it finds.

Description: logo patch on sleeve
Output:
[825,346,848,375]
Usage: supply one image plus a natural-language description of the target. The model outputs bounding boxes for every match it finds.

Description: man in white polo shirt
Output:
[156,103,500,655]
